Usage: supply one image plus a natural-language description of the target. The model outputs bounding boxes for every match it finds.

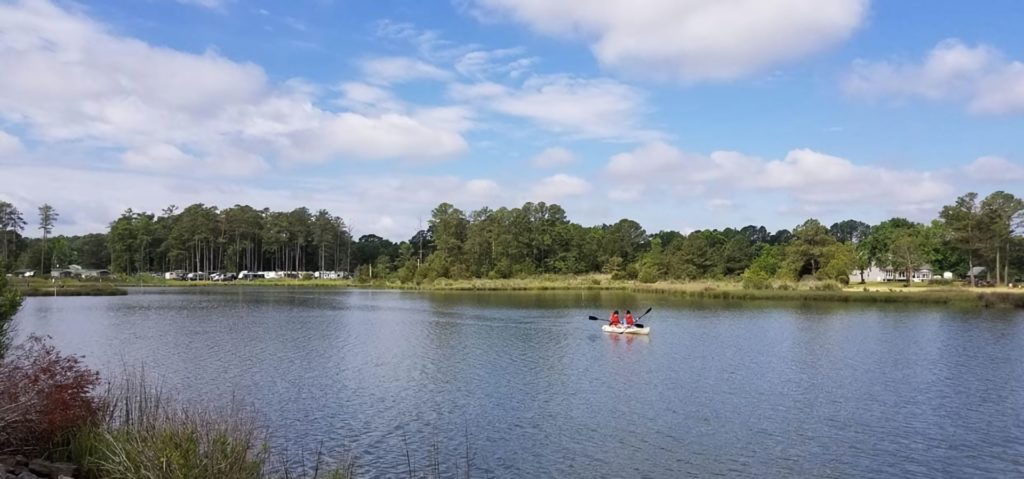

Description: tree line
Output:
[0,190,1021,285]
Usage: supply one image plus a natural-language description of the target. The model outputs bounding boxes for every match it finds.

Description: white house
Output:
[850,264,937,283]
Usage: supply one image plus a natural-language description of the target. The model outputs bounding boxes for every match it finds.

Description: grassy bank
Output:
[13,279,127,297]
[98,274,1024,308]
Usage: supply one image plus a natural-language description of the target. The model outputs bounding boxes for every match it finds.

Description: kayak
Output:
[601,325,651,335]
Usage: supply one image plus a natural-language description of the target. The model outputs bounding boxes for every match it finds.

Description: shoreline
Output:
[8,275,1019,311]
[18,276,1020,308]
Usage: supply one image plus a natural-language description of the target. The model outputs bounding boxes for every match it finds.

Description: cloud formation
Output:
[607,142,953,211]
[360,56,452,85]
[964,156,1024,182]
[0,130,22,157]
[844,39,1024,115]
[450,75,656,140]
[527,174,592,202]
[530,147,577,168]
[466,0,868,81]
[0,0,469,176]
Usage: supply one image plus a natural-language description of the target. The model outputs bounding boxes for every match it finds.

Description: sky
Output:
[1,0,1023,240]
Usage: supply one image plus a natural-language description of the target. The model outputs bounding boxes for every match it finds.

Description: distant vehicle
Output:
[212,273,236,282]
[165,270,186,280]
[238,271,265,280]
[186,272,209,281]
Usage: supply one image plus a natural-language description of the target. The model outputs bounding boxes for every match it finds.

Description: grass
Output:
[28,273,1024,308]
[66,371,354,479]
[12,278,128,297]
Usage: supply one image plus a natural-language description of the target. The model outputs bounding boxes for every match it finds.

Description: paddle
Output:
[588,307,652,332]
[588,313,627,333]
[633,307,653,328]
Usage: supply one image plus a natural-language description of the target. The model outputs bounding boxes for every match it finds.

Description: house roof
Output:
[969,266,988,275]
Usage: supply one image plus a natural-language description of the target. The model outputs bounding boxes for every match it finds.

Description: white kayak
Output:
[601,324,651,335]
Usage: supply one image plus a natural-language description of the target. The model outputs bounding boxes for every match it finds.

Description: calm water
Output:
[12,288,1024,478]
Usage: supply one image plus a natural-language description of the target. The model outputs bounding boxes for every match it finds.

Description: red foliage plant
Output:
[0,335,102,455]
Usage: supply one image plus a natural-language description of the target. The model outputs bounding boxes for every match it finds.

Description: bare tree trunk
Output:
[968,254,975,287]
[995,248,1001,285]
[1006,242,1011,285]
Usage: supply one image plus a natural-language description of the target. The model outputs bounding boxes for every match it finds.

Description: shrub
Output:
[741,270,771,290]
[928,278,952,286]
[72,372,268,479]
[0,261,24,358]
[0,335,102,456]
[637,266,660,284]
[808,280,843,291]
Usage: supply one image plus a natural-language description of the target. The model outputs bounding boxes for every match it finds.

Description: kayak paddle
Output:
[633,307,653,328]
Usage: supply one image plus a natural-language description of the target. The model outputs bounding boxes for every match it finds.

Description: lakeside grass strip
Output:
[16,275,1024,307]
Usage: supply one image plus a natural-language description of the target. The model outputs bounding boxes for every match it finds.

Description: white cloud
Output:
[121,144,199,172]
[607,142,952,211]
[374,21,474,62]
[336,82,405,114]
[359,56,452,85]
[0,164,507,239]
[284,113,467,162]
[530,147,576,168]
[964,156,1024,182]
[450,75,656,140]
[455,48,536,80]
[527,174,591,202]
[844,39,1024,115]
[466,0,868,82]
[0,130,23,157]
[0,0,469,176]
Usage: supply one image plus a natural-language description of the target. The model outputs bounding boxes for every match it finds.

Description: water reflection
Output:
[12,290,1024,478]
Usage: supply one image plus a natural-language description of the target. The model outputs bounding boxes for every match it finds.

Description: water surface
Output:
[13,288,1024,478]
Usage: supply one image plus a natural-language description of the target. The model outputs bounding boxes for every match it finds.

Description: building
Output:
[51,265,111,279]
[850,264,937,283]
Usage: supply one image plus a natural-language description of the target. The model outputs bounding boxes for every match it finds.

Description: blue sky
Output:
[0,0,1022,239]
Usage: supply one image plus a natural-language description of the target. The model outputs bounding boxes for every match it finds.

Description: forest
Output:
[0,191,1022,286]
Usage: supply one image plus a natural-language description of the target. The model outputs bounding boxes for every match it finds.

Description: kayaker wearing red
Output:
[609,310,621,327]
[625,310,635,327]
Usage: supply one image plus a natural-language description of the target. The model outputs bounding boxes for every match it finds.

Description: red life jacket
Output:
[609,313,621,325]
[625,314,635,326]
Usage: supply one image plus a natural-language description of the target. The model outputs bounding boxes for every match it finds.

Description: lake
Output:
[12,288,1024,478]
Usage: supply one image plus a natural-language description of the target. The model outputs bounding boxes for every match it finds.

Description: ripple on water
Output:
[12,290,1024,478]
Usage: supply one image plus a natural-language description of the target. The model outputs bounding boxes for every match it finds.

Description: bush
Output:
[773,282,796,291]
[72,372,268,479]
[808,280,843,291]
[0,335,102,456]
[928,278,952,286]
[0,261,24,358]
[637,266,660,284]
[611,264,638,281]
[741,270,771,290]
[71,371,355,479]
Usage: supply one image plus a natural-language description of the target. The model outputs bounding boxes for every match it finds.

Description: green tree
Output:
[784,219,835,277]
[0,202,26,263]
[428,202,469,277]
[0,260,23,358]
[37,204,58,273]
[819,242,857,284]
[887,228,930,285]
[980,191,1024,285]
[939,193,987,285]
[742,245,784,288]
[829,219,871,244]
[637,238,665,283]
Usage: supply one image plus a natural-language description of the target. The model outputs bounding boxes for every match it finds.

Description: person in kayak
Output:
[609,310,621,327]
[625,310,635,327]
